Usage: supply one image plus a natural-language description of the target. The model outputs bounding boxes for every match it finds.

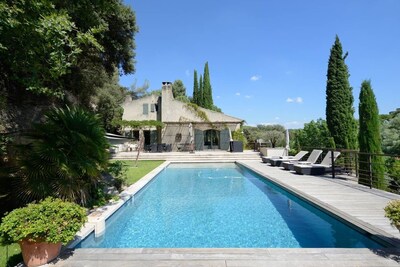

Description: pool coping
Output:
[54,247,400,266]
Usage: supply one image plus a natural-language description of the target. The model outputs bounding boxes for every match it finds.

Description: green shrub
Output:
[87,184,111,208]
[384,200,400,230]
[0,135,13,160]
[232,128,247,148]
[0,197,87,245]
[386,158,400,193]
[15,106,109,205]
[107,160,127,191]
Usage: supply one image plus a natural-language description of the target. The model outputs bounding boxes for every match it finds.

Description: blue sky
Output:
[121,0,400,128]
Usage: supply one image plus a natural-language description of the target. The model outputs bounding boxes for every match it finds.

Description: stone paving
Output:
[53,248,400,267]
[112,150,262,161]
[49,158,400,267]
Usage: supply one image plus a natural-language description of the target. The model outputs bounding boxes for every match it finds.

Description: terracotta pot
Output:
[19,239,62,267]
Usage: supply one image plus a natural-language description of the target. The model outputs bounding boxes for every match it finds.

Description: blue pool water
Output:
[78,163,383,248]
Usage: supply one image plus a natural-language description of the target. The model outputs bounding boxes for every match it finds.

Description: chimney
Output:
[161,81,173,122]
[161,81,174,100]
[162,81,172,89]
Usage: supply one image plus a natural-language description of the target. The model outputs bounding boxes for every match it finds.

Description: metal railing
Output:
[302,147,400,194]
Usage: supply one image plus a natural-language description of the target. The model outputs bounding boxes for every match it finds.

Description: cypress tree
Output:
[202,62,214,109]
[199,74,204,107]
[358,80,385,189]
[326,35,357,149]
[192,70,199,105]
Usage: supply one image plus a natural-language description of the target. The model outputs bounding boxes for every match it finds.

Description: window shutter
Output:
[220,128,230,150]
[143,104,149,114]
[195,129,204,151]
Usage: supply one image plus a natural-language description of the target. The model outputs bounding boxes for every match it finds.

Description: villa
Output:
[122,82,243,151]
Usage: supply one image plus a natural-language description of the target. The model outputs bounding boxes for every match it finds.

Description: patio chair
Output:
[157,143,164,153]
[269,150,309,167]
[262,156,277,163]
[294,151,341,175]
[281,149,323,171]
[261,150,286,164]
[165,143,172,152]
[150,143,157,153]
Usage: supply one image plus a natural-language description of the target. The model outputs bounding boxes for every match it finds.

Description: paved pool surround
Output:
[59,158,400,266]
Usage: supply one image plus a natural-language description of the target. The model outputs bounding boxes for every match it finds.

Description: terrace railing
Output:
[302,148,400,194]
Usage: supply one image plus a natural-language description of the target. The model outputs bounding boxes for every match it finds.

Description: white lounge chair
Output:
[281,149,323,171]
[269,151,309,167]
[294,151,341,175]
[261,150,286,163]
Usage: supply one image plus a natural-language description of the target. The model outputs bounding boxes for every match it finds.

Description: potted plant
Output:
[0,197,87,267]
[385,200,400,231]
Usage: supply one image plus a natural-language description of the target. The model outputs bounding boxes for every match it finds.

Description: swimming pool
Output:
[78,163,383,248]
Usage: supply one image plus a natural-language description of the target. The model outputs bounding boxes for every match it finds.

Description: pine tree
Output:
[172,80,186,98]
[192,70,199,105]
[202,62,214,109]
[326,35,357,149]
[199,74,204,107]
[358,80,385,189]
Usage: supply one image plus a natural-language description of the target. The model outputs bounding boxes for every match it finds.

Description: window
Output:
[143,103,148,114]
[150,104,155,112]
[204,129,220,147]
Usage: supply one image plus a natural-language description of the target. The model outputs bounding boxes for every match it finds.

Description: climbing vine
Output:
[113,120,164,129]
[184,103,210,123]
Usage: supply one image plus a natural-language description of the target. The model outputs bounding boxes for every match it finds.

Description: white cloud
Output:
[275,117,280,120]
[250,75,261,81]
[245,95,252,99]
[235,92,241,96]
[216,95,220,99]
[287,97,303,103]
[185,70,190,77]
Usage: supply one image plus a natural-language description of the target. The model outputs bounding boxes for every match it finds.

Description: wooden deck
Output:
[50,159,400,267]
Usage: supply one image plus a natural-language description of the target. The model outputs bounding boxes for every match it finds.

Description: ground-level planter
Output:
[0,198,87,267]
[19,239,62,267]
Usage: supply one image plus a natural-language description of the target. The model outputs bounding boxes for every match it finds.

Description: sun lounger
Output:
[262,155,287,163]
[269,151,309,167]
[294,151,341,175]
[261,152,286,163]
[281,149,322,171]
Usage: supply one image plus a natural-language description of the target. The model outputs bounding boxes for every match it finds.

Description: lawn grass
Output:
[115,160,165,185]
[0,243,22,267]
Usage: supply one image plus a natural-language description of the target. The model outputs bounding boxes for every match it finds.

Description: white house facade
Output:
[122,82,243,151]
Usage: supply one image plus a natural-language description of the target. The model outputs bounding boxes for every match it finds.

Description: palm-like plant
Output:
[16,106,109,205]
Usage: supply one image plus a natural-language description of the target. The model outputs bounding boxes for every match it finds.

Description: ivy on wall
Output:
[113,120,164,129]
[184,103,210,123]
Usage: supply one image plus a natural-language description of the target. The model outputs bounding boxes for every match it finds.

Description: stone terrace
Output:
[111,150,262,161]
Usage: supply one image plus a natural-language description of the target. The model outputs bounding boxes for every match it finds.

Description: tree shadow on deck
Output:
[371,247,400,263]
